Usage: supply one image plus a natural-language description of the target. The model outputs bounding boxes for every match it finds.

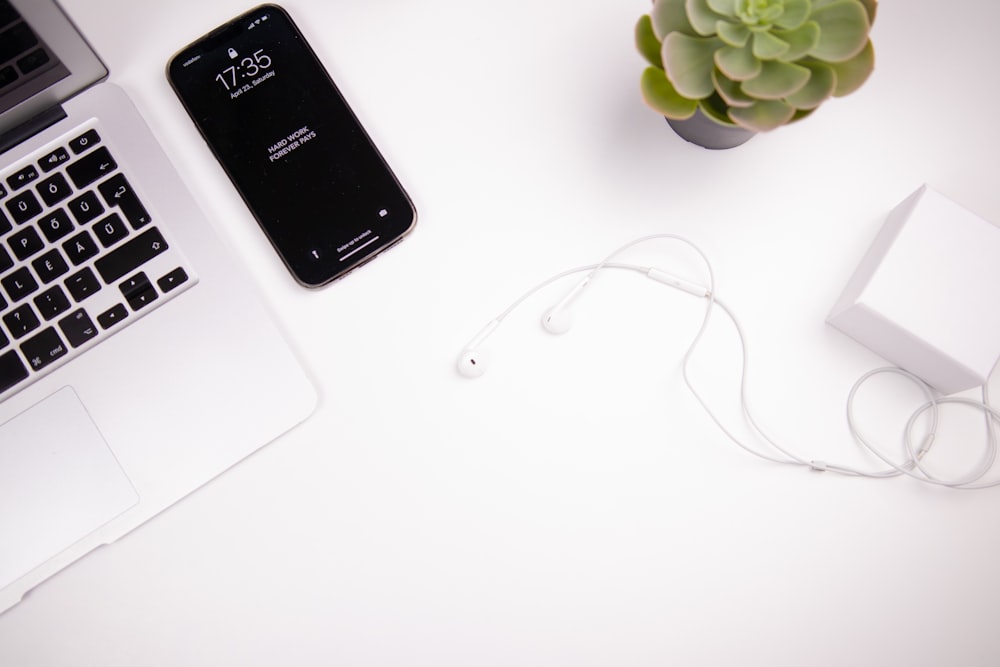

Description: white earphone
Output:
[455,262,706,378]
[457,319,499,379]
[457,234,714,378]
[540,276,588,335]
[456,234,1000,490]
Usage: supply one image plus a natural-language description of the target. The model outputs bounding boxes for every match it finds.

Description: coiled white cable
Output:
[461,234,1000,489]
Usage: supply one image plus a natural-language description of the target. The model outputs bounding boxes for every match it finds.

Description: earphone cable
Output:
[462,236,1000,489]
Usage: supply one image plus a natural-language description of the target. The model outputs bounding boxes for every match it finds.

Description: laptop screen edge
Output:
[1,0,108,144]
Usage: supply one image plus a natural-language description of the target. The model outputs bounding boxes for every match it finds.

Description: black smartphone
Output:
[167,4,416,287]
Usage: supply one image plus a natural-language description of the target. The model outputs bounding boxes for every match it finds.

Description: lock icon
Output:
[228,48,238,59]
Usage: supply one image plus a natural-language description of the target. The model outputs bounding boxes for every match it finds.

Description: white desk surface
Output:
[3,0,1000,665]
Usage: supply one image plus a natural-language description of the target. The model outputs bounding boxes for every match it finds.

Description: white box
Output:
[827,185,1000,394]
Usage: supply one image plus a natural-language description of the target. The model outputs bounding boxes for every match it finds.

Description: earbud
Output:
[541,277,589,335]
[458,259,712,378]
[456,319,500,379]
[457,347,489,378]
[540,305,574,335]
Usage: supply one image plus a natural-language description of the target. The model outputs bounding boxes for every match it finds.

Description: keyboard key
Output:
[0,23,37,63]
[65,267,101,302]
[59,309,99,348]
[34,286,71,320]
[37,208,75,243]
[68,191,104,224]
[69,129,101,155]
[6,164,38,191]
[5,190,41,224]
[0,1,18,25]
[37,172,72,206]
[97,303,128,330]
[94,227,168,283]
[0,65,16,92]
[0,245,12,273]
[8,224,44,260]
[93,212,129,248]
[38,147,70,173]
[0,349,29,394]
[98,174,151,229]
[66,146,116,188]
[2,303,40,339]
[119,272,158,311]
[20,327,67,372]
[1,266,38,302]
[62,230,100,265]
[0,209,10,235]
[31,248,69,283]
[157,267,189,293]
[17,48,51,75]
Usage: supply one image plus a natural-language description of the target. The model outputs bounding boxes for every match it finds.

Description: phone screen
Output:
[167,4,415,286]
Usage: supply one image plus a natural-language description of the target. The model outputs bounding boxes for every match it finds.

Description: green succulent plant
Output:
[636,0,877,132]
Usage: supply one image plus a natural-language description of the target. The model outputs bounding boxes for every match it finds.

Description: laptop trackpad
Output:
[0,387,139,590]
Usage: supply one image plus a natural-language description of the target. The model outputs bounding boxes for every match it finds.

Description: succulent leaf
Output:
[809,0,870,62]
[636,15,664,68]
[717,20,751,47]
[663,33,725,99]
[814,0,876,23]
[651,0,696,40]
[728,99,797,131]
[790,107,817,123]
[829,38,874,96]
[751,30,790,60]
[699,96,739,125]
[773,21,820,61]
[641,67,699,118]
[784,61,836,108]
[715,44,762,81]
[736,0,781,27]
[858,0,877,23]
[741,59,811,100]
[712,69,756,107]
[774,0,812,30]
[706,0,737,17]
[686,0,726,36]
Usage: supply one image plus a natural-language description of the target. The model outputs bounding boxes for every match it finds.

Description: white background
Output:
[3,0,1000,665]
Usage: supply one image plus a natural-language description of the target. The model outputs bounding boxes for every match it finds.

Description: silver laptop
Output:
[0,0,317,612]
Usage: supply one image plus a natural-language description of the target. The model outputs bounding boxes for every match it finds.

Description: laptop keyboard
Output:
[0,122,196,399]
[0,0,57,97]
